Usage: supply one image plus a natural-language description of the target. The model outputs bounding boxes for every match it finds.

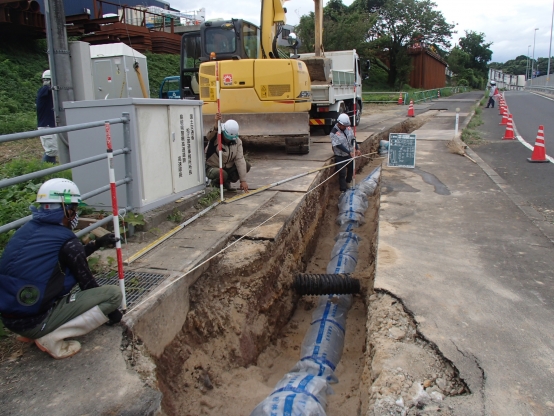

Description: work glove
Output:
[95,233,119,249]
[106,309,123,325]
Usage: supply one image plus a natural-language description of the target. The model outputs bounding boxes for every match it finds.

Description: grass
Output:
[198,187,221,207]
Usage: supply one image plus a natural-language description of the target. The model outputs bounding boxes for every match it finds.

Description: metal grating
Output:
[72,271,167,308]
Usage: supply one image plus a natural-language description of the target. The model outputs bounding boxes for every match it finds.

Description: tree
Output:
[458,31,492,76]
[296,0,374,55]
[370,0,454,87]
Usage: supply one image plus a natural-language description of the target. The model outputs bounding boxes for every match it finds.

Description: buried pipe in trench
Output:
[250,166,381,415]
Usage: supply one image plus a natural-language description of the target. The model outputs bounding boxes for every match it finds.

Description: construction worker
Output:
[205,113,250,192]
[0,178,123,359]
[331,113,361,193]
[36,70,59,163]
[485,81,499,108]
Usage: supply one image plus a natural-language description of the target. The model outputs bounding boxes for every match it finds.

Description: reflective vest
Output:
[0,219,77,317]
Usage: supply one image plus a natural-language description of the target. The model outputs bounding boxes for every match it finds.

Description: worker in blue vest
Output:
[0,178,122,359]
[330,113,361,193]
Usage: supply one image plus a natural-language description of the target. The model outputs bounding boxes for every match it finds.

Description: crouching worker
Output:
[205,113,250,192]
[0,178,123,359]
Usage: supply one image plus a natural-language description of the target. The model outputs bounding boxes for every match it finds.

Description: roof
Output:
[90,43,146,59]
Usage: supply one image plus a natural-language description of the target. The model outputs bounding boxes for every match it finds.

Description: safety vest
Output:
[0,218,77,317]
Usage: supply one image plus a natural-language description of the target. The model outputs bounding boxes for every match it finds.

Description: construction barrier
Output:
[527,125,549,163]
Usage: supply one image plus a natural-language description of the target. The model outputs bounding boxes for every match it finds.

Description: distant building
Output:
[34,0,171,17]
[407,41,447,89]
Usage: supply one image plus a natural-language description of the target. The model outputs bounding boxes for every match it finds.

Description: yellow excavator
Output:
[180,0,312,154]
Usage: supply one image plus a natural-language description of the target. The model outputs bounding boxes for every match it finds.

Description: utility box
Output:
[90,43,150,100]
[64,98,205,213]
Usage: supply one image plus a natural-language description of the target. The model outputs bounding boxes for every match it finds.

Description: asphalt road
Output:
[471,91,554,214]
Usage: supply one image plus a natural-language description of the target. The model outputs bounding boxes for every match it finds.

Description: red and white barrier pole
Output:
[215,62,224,201]
[353,82,357,186]
[104,122,127,311]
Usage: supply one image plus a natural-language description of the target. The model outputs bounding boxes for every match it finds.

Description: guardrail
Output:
[0,114,133,237]
[362,86,469,105]
[526,85,554,95]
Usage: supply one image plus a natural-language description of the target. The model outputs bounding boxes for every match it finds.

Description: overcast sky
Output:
[171,0,554,63]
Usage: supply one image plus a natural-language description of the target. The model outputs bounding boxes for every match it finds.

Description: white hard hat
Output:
[490,81,496,85]
[42,70,51,80]
[36,178,81,205]
[222,119,239,140]
[337,113,351,126]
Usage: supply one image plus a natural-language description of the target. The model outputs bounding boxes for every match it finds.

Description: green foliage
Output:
[123,212,145,227]
[370,0,455,87]
[198,187,221,207]
[167,208,183,223]
[0,39,49,135]
[458,31,492,79]
[143,51,181,97]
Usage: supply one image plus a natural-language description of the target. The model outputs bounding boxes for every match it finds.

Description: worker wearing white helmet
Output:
[36,69,59,163]
[0,178,123,359]
[330,113,361,193]
[205,113,251,192]
[485,80,499,109]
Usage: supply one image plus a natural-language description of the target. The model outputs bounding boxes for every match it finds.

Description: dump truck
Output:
[298,50,365,134]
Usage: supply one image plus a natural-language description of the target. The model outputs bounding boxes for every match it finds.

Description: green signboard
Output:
[387,133,416,168]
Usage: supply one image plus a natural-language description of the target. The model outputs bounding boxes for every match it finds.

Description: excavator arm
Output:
[260,0,287,58]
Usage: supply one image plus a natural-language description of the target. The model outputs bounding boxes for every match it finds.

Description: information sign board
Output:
[387,133,416,168]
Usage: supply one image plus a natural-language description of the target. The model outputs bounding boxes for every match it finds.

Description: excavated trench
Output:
[149,113,469,415]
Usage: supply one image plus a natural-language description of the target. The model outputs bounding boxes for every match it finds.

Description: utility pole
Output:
[314,0,323,57]
[527,45,531,80]
[44,0,74,164]
[546,1,554,85]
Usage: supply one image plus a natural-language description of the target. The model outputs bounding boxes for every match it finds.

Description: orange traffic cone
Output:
[499,110,509,125]
[527,125,549,163]
[498,103,504,115]
[502,115,515,140]
[407,100,415,117]
[437,89,441,98]
[398,93,403,105]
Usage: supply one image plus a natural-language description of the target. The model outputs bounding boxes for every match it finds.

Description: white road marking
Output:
[505,93,554,163]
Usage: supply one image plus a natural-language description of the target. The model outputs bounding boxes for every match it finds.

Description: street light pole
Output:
[531,28,539,85]
[546,1,554,84]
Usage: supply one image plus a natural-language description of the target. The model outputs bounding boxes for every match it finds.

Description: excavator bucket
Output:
[202,112,310,154]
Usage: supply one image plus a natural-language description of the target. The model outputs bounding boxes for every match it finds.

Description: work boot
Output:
[35,306,108,359]
[223,182,235,191]
[346,181,354,189]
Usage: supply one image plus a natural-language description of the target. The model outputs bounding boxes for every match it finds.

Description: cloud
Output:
[170,0,554,63]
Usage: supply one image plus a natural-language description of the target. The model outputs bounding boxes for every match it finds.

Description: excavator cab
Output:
[180,20,260,100]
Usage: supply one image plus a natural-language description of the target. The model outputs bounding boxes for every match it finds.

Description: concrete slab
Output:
[131,191,278,272]
[254,142,333,161]
[436,112,469,117]
[376,139,554,414]
[411,129,454,141]
[247,158,322,192]
[234,192,304,240]
[0,325,161,416]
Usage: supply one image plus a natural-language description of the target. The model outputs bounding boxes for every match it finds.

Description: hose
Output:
[294,273,360,296]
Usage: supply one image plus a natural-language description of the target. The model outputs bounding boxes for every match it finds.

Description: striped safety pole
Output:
[104,122,127,311]
[352,80,357,186]
[215,61,224,201]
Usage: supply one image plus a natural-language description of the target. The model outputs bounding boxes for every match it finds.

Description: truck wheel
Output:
[285,136,310,154]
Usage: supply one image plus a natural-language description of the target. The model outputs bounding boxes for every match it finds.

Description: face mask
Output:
[70,212,79,230]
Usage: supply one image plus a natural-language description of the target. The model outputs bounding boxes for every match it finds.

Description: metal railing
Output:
[526,85,554,95]
[362,86,469,105]
[0,114,133,237]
